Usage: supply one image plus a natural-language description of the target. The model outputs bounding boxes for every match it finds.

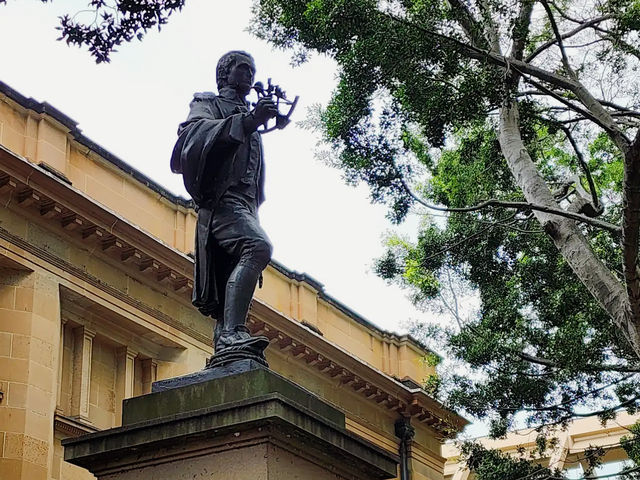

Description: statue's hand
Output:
[252,97,278,124]
[243,98,280,133]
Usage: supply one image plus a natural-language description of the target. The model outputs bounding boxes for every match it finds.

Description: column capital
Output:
[73,325,96,339]
[118,346,138,360]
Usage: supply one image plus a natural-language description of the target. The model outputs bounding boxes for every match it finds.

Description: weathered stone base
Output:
[104,441,343,480]
[151,358,265,392]
[63,368,398,480]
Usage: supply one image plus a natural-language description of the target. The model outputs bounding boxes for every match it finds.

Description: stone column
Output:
[71,326,95,421]
[115,347,137,425]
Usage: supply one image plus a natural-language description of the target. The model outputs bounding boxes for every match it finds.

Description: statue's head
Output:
[216,50,256,91]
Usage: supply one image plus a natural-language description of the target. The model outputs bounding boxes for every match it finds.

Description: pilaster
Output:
[70,326,95,421]
[55,319,68,414]
[0,268,61,480]
[140,358,158,395]
[115,347,137,425]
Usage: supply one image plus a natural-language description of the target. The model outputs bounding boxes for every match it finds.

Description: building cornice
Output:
[0,144,194,294]
[54,413,99,438]
[248,299,468,436]
[0,80,194,209]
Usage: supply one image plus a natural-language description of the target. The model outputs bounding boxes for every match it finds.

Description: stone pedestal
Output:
[62,364,398,480]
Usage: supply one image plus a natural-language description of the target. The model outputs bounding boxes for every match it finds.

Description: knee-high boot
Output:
[223,263,261,331]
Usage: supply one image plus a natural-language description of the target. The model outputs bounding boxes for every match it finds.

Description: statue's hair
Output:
[216,50,255,90]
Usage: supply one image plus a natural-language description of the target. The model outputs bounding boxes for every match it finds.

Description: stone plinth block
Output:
[62,366,398,480]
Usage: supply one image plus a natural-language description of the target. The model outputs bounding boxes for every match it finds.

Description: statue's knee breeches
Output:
[210,200,272,273]
[237,237,272,272]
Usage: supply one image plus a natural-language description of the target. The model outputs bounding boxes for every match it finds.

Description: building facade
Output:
[0,81,467,480]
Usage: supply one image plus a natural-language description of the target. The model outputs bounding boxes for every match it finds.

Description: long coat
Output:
[170,90,266,317]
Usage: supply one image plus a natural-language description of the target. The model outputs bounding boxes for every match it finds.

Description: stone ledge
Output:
[123,363,344,427]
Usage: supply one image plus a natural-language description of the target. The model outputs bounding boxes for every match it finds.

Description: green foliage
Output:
[622,423,640,479]
[0,0,185,63]
[253,0,505,222]
[461,442,559,480]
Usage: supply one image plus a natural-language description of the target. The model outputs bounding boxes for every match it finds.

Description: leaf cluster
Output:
[0,0,185,63]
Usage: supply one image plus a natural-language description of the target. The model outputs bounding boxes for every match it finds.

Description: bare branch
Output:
[398,176,621,233]
[599,99,640,117]
[421,225,495,264]
[541,0,577,81]
[526,14,613,63]
[557,124,601,211]
[521,75,622,136]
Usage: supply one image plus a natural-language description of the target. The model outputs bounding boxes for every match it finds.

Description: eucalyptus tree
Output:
[251,0,640,477]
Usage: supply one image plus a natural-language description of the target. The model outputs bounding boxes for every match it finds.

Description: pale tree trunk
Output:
[498,101,640,357]
[623,140,640,327]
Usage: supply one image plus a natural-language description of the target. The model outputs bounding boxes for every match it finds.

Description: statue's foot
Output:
[215,325,269,353]
[207,325,269,369]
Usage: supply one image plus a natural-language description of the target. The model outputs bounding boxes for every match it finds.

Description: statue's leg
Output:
[223,238,272,330]
[213,313,224,349]
[210,202,272,351]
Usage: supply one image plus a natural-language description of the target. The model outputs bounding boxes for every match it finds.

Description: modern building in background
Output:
[0,81,467,480]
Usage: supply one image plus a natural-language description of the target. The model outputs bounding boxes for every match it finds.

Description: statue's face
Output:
[227,58,255,97]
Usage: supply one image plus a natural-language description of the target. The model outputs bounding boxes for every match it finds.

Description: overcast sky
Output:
[0,0,434,336]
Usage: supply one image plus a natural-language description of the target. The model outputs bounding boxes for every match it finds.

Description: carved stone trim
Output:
[54,413,99,438]
[0,225,211,348]
[247,313,462,436]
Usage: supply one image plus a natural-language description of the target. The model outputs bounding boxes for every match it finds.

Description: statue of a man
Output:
[170,51,281,366]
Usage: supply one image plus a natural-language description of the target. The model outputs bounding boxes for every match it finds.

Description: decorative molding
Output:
[0,146,193,293]
[54,414,99,438]
[0,226,211,347]
[247,303,467,436]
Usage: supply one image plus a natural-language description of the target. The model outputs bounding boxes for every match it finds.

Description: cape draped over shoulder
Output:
[170,92,251,316]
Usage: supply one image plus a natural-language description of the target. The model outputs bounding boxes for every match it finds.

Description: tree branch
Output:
[398,176,620,233]
[622,137,640,328]
[598,99,640,117]
[540,0,578,80]
[497,374,636,412]
[510,0,534,62]
[385,11,631,150]
[522,75,621,137]
[497,101,639,356]
[557,124,602,212]
[444,0,485,48]
[517,352,640,373]
[525,15,613,63]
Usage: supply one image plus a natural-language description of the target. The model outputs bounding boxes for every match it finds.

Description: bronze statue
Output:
[170,51,295,368]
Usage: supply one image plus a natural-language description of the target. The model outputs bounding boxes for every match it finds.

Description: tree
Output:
[0,0,185,63]
[251,0,640,477]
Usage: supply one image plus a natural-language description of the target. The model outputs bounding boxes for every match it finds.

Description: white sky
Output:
[0,0,433,336]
